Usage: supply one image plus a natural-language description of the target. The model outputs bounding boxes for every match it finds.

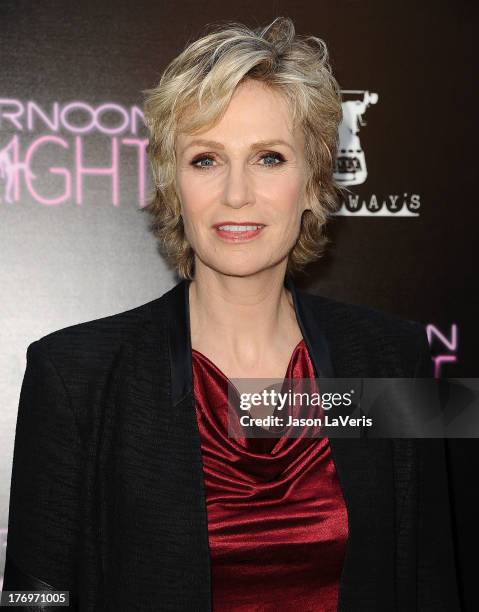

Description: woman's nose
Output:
[222,164,254,208]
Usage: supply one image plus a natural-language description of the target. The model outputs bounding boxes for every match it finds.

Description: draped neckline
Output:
[191,338,305,385]
[191,334,349,610]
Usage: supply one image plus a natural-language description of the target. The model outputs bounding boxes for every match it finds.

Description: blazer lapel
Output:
[161,277,396,611]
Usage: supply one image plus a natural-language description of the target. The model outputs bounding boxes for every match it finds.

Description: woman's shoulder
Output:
[35,296,161,346]
[299,288,427,339]
[26,291,172,388]
[298,289,431,377]
[32,282,183,352]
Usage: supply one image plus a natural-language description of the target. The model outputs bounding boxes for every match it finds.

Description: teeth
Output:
[217,225,263,231]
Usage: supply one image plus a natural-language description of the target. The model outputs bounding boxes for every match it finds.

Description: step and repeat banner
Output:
[1,0,476,606]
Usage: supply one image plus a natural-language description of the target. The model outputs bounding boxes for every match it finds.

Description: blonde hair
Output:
[142,16,344,280]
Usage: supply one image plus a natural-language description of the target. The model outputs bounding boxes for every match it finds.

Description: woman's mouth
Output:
[213,223,266,242]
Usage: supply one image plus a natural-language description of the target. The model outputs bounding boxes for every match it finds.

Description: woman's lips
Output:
[214,224,266,242]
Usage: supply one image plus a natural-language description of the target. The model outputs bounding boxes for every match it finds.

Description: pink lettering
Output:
[24,136,71,205]
[75,136,119,205]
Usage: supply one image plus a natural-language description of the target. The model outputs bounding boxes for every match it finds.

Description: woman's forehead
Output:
[176,80,300,146]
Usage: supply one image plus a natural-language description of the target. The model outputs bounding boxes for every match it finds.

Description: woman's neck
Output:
[188,267,303,378]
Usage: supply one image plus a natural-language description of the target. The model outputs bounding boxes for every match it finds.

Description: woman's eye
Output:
[191,155,215,169]
[191,151,285,170]
[259,152,285,167]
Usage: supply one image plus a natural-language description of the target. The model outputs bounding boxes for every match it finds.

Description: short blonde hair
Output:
[142,16,344,280]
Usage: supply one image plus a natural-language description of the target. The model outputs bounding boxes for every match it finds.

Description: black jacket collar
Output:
[166,275,334,408]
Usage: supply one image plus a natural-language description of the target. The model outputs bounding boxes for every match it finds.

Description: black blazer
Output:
[2,277,461,611]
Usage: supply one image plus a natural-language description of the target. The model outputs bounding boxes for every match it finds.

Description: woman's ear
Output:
[302,181,312,212]
[302,198,312,212]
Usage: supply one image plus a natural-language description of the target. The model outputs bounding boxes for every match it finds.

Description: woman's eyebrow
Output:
[182,139,294,151]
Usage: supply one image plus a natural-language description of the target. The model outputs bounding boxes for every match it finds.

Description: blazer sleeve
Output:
[2,341,82,610]
[412,324,462,611]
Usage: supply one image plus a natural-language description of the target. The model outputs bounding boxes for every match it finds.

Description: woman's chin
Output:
[203,259,276,279]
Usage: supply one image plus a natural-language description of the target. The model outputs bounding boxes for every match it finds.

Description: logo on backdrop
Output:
[335,90,378,187]
[333,90,420,217]
[0,95,420,215]
[0,149,36,204]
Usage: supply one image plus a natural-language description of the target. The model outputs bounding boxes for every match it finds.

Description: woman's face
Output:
[175,79,310,278]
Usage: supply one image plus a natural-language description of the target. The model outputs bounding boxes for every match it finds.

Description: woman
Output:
[3,16,460,612]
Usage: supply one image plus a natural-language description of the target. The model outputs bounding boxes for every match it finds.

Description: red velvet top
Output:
[192,339,349,612]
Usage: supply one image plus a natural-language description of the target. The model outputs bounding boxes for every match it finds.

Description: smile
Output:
[214,224,266,242]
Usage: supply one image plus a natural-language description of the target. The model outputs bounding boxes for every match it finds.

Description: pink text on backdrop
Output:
[0,99,149,206]
[427,324,458,378]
